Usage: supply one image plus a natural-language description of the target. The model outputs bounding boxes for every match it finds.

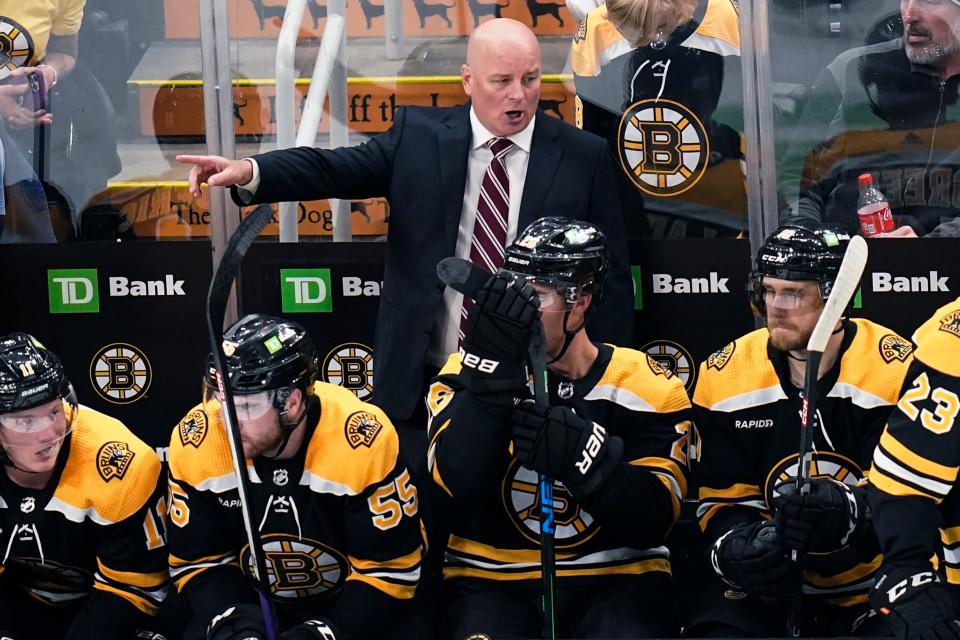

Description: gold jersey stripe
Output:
[444,557,671,582]
[825,594,869,607]
[942,526,960,546]
[349,547,421,572]
[803,555,881,588]
[346,571,416,599]
[631,456,689,497]
[879,431,959,482]
[699,482,761,500]
[93,581,160,615]
[870,466,939,500]
[97,560,168,589]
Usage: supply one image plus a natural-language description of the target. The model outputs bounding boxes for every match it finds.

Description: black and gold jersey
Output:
[869,297,960,583]
[571,0,744,237]
[166,381,422,637]
[0,405,168,624]
[693,319,913,605]
[427,343,691,586]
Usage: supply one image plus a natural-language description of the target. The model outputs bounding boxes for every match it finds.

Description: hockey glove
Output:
[280,618,343,639]
[206,603,267,640]
[460,273,539,398]
[772,478,868,553]
[871,564,960,640]
[710,520,794,600]
[510,402,623,500]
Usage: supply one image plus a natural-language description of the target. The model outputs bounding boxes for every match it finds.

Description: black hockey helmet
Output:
[0,333,74,414]
[748,222,851,316]
[502,217,609,304]
[205,314,318,396]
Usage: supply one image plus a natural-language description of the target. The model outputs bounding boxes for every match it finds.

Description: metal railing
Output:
[275,2,348,242]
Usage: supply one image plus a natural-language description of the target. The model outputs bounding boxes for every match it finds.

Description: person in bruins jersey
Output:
[167,314,422,640]
[428,217,691,638]
[0,332,168,639]
[571,0,745,238]
[688,222,914,636]
[868,297,960,640]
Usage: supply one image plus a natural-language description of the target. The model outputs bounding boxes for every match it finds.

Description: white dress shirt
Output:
[427,108,536,368]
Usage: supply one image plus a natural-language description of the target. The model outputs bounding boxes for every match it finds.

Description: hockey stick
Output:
[436,257,557,639]
[206,205,279,640]
[786,234,868,636]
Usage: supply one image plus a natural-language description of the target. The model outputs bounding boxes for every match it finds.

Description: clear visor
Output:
[499,272,574,313]
[202,381,277,422]
[763,289,821,311]
[0,391,78,443]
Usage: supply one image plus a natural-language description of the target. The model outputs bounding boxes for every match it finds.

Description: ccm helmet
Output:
[502,217,609,304]
[748,223,851,316]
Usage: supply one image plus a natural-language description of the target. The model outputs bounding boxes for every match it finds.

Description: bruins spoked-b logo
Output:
[241,533,348,600]
[97,441,135,482]
[0,18,34,81]
[764,451,863,505]
[617,98,709,197]
[89,343,152,404]
[323,342,374,400]
[502,460,599,548]
[879,334,913,363]
[642,340,696,391]
[940,310,960,339]
[344,411,382,449]
[707,341,736,371]
[178,409,208,448]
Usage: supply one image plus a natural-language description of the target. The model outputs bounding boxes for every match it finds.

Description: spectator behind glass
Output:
[780,0,960,238]
[571,0,746,238]
[0,1,122,242]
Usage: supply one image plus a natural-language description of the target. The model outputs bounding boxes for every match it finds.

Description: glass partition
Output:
[774,0,960,239]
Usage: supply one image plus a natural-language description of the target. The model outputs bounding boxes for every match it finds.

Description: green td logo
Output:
[631,266,643,310]
[48,269,100,313]
[280,268,332,313]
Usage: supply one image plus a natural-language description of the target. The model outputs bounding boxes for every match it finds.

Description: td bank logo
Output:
[281,268,332,313]
[48,269,99,313]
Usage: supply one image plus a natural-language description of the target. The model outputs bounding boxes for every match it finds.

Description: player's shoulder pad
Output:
[51,405,161,524]
[913,297,960,378]
[570,5,632,78]
[837,319,913,404]
[688,0,741,55]
[304,382,400,496]
[693,328,781,410]
[586,345,690,413]
[167,403,234,489]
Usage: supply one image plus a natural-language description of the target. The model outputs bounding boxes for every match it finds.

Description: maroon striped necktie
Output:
[459,137,515,342]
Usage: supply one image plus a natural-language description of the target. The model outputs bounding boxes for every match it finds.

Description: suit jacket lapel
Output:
[439,104,472,251]
[518,111,562,229]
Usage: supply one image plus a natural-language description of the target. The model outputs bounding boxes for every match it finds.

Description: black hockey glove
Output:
[460,273,539,399]
[206,603,267,640]
[871,564,960,640]
[772,478,868,553]
[710,521,794,600]
[510,402,623,500]
[280,618,343,639]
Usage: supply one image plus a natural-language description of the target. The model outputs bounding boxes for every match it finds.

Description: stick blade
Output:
[807,235,868,353]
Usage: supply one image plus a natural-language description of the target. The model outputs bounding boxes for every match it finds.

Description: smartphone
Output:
[22,71,46,113]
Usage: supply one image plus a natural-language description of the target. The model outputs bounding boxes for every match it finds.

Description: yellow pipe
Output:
[129,73,573,87]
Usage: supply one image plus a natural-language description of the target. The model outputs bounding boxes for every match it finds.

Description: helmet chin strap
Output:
[546,307,591,365]
[262,392,311,460]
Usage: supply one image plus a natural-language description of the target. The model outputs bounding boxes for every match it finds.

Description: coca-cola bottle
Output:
[856,173,895,237]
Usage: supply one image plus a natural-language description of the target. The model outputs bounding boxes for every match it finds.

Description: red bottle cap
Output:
[858,173,873,189]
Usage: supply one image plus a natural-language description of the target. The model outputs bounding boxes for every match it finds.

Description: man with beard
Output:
[781,0,960,237]
[166,315,422,639]
[687,223,914,636]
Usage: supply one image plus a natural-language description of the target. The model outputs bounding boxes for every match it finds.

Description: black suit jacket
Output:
[233,104,632,421]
